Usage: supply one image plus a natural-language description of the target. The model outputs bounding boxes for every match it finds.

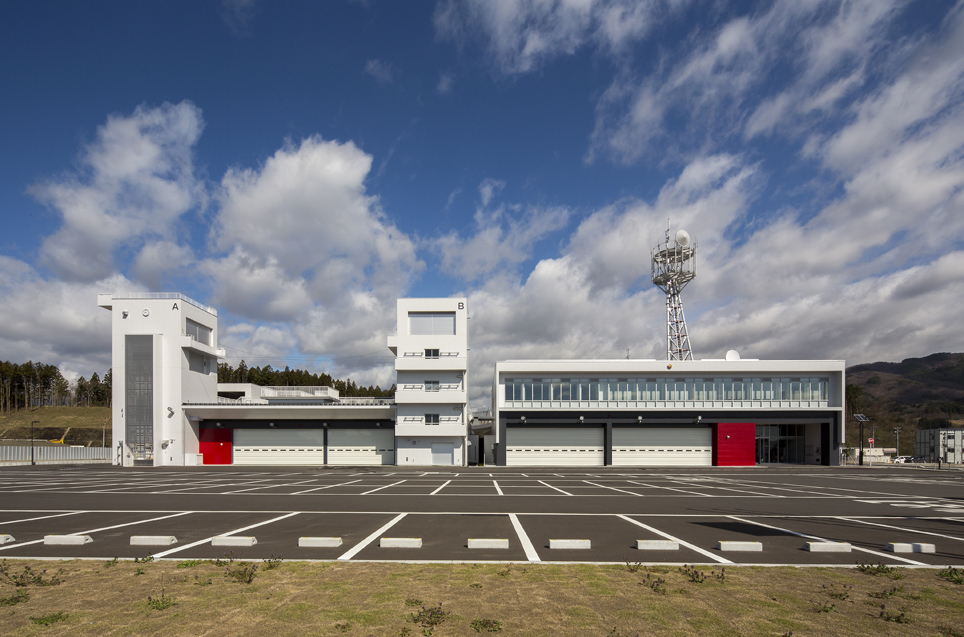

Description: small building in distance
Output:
[916,428,963,464]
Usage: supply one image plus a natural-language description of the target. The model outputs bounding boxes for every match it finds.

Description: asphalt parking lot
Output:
[0,465,962,566]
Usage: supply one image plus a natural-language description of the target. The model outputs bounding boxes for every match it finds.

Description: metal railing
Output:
[107,292,217,316]
[261,386,339,399]
[190,396,393,406]
[336,397,395,406]
[0,445,111,465]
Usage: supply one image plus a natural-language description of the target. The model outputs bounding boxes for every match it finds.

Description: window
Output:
[425,349,440,359]
[425,414,440,425]
[185,318,212,346]
[409,312,456,335]
[425,380,440,392]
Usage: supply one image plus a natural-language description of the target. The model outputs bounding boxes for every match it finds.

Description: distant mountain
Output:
[846,353,964,454]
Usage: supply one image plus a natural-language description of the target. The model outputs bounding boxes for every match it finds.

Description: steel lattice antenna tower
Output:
[651,222,697,361]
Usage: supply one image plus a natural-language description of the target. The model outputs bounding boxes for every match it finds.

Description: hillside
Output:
[846,353,964,455]
[0,406,112,446]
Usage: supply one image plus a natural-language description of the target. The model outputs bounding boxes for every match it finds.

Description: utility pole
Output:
[854,414,869,466]
[870,424,877,466]
[30,420,38,466]
[894,426,901,459]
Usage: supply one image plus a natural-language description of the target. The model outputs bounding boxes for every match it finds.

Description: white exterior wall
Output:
[395,435,464,466]
[98,293,221,467]
[388,298,469,465]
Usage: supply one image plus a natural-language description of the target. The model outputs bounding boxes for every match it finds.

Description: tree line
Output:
[218,361,394,398]
[0,360,112,414]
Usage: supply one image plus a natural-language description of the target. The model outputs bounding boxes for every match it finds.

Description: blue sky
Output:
[2,0,963,406]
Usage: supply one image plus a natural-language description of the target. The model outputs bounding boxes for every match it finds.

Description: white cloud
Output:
[434,0,677,74]
[0,255,138,374]
[437,198,570,282]
[132,241,195,290]
[587,0,909,163]
[207,135,422,368]
[364,59,395,84]
[437,72,455,94]
[478,177,504,206]
[31,101,203,282]
[222,0,259,36]
[202,248,313,322]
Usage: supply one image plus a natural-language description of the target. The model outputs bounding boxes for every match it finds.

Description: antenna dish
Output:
[675,230,691,246]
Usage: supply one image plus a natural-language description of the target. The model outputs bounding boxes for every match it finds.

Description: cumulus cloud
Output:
[132,241,195,290]
[0,255,139,374]
[31,101,203,282]
[207,135,422,368]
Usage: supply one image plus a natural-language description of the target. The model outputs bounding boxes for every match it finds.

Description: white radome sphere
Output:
[675,229,691,246]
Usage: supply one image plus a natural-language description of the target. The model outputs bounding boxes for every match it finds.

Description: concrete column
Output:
[604,421,612,466]
[496,417,507,466]
[821,422,831,466]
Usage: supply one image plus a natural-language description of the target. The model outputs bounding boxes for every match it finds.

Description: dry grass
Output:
[0,407,111,446]
[0,558,962,636]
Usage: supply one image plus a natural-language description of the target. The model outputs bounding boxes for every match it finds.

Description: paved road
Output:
[0,465,961,566]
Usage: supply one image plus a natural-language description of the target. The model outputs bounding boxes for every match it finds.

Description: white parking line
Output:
[837,517,964,542]
[726,516,926,565]
[290,479,362,495]
[538,480,573,496]
[337,513,407,560]
[361,480,407,495]
[430,480,451,495]
[0,511,194,552]
[151,512,302,558]
[492,480,504,496]
[626,480,711,497]
[0,511,87,525]
[583,480,643,496]
[617,515,732,564]
[222,479,317,494]
[508,514,540,562]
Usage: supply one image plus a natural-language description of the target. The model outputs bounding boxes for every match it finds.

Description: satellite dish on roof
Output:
[725,350,741,361]
[675,229,691,246]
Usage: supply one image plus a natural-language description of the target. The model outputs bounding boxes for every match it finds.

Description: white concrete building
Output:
[98,292,845,468]
[98,293,223,466]
[183,384,395,467]
[491,356,846,467]
[388,298,470,466]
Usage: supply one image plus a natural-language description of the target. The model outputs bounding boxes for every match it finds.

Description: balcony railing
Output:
[260,386,339,400]
[109,292,217,316]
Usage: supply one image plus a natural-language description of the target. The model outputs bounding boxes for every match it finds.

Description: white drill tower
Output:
[651,224,697,361]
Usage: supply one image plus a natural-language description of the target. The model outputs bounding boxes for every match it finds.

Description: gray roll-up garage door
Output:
[507,427,604,466]
[612,427,712,466]
[327,429,395,465]
[234,429,325,465]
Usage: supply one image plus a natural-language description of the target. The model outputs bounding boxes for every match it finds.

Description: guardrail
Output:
[0,445,111,465]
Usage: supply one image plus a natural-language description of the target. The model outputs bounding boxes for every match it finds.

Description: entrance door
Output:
[431,442,454,465]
